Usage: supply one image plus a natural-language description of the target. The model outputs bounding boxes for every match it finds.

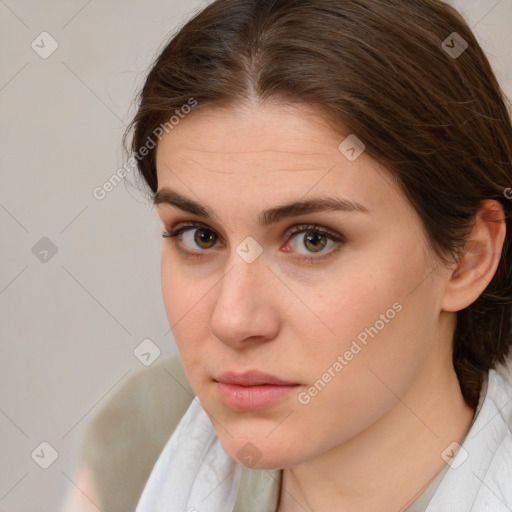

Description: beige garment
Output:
[80,354,194,512]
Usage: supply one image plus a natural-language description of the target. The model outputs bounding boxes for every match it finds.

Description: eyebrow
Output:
[153,187,369,226]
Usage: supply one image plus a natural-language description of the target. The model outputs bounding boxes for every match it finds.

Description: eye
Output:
[285,224,345,260]
[162,221,345,261]
[162,222,221,256]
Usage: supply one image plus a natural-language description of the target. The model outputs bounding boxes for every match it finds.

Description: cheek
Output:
[160,255,180,322]
[160,251,219,391]
[323,234,432,345]
[291,240,437,410]
[288,254,409,364]
[161,254,200,363]
[160,249,203,326]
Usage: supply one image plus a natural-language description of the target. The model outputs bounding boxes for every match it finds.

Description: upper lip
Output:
[214,370,299,386]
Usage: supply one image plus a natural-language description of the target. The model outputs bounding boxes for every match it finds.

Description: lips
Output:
[214,369,299,386]
[214,370,301,411]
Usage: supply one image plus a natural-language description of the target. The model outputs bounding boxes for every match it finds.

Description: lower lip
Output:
[215,382,300,411]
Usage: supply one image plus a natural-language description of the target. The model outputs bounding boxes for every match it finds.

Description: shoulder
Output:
[80,353,195,484]
[83,353,194,446]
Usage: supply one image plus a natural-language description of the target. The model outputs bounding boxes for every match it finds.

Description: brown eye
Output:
[287,224,344,259]
[162,223,222,255]
[303,232,328,253]
[163,222,344,262]
[194,228,217,249]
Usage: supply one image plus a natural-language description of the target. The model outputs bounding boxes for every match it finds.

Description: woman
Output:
[129,0,512,510]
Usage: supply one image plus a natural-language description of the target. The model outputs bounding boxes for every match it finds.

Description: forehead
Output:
[154,102,404,220]
[155,102,343,171]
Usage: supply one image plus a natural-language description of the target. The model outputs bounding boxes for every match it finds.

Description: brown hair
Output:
[127,0,512,408]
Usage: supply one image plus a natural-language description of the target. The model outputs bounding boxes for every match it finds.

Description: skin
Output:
[154,100,505,511]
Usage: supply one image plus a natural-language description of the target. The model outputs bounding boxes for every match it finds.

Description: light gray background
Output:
[0,1,511,511]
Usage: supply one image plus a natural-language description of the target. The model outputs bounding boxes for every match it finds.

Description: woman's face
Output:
[155,101,454,469]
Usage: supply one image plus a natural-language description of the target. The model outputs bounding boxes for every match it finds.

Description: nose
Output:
[209,251,280,348]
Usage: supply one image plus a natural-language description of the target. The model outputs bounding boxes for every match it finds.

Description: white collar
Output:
[136,396,242,512]
[426,358,512,511]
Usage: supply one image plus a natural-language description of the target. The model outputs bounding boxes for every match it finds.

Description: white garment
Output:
[136,359,512,512]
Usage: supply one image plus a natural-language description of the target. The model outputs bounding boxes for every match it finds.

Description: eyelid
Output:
[162,221,225,243]
[286,223,344,242]
[162,221,345,260]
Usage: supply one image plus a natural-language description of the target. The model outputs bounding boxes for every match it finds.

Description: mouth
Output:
[213,370,301,411]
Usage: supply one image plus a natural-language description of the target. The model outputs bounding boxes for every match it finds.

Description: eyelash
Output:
[161,221,345,263]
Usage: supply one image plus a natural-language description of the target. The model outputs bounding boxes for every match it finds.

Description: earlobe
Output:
[441,200,506,313]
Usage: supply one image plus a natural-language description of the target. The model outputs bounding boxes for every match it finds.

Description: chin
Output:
[218,435,304,470]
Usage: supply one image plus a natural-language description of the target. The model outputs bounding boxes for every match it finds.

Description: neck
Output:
[278,356,475,512]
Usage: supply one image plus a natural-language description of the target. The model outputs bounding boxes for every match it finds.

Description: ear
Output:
[441,199,506,312]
